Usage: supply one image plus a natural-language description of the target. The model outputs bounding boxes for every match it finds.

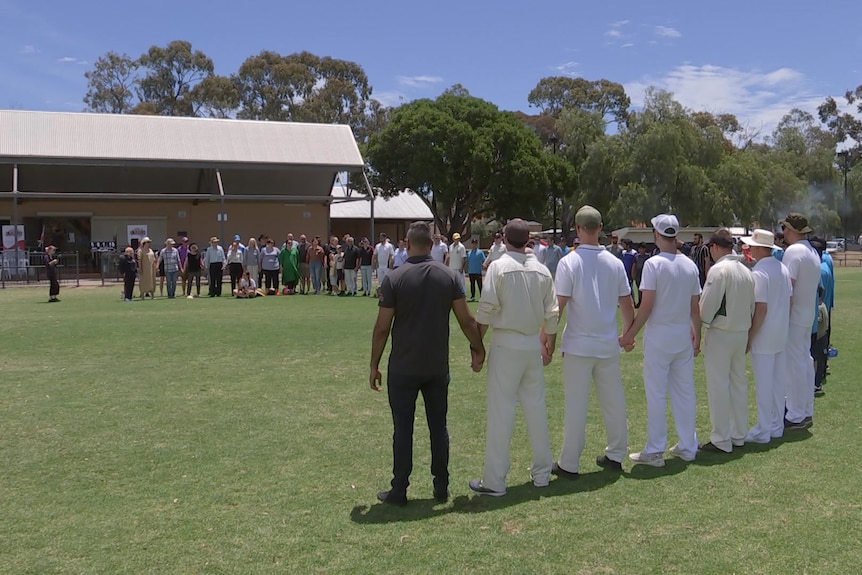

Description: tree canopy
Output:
[81,41,858,238]
[364,89,548,236]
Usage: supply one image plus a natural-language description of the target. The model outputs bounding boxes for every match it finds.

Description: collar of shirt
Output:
[716,253,743,264]
[406,255,432,264]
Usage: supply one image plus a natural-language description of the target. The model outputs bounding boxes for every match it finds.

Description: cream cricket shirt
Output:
[476,251,558,350]
[700,254,755,333]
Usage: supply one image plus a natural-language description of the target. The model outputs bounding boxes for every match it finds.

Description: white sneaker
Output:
[629,451,665,467]
[669,443,696,462]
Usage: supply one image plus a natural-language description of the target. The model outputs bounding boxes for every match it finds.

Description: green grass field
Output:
[1,272,860,574]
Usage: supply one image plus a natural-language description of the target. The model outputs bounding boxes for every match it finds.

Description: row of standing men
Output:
[370,208,827,504]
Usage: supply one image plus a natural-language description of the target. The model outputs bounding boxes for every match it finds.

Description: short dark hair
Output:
[407,221,433,248]
[707,228,734,249]
[503,219,530,249]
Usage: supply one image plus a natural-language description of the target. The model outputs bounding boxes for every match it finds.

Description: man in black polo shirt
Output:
[370,221,486,506]
[342,236,361,296]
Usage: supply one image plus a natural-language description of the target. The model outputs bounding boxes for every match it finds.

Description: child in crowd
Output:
[335,245,346,296]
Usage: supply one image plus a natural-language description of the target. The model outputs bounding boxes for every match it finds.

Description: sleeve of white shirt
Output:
[475,263,500,325]
[640,259,657,291]
[753,270,767,303]
[543,275,559,335]
[783,249,800,281]
[554,256,573,298]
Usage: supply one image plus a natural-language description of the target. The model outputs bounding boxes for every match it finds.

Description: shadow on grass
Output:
[349,471,621,523]
[625,457,689,480]
[690,428,813,468]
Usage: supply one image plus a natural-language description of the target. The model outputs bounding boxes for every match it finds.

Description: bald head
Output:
[503,218,530,249]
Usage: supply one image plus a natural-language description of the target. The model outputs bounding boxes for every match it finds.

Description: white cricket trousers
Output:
[747,350,787,442]
[558,353,628,472]
[785,323,815,423]
[641,342,698,458]
[345,269,358,293]
[482,344,553,492]
[703,328,749,451]
[376,267,389,291]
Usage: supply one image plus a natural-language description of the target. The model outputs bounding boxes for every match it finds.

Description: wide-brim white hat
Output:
[741,229,779,249]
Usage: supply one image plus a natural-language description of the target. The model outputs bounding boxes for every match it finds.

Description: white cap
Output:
[741,229,779,249]
[651,214,680,238]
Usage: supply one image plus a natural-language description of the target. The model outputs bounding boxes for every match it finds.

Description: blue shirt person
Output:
[465,239,487,300]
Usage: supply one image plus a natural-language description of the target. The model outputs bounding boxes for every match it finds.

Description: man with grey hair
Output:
[620,214,702,466]
[699,228,755,453]
[552,206,634,477]
[779,213,821,429]
[470,218,558,496]
[370,221,485,506]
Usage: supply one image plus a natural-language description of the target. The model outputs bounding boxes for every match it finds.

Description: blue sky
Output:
[2,0,861,135]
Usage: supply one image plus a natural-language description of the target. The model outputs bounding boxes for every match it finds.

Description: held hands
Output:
[369,368,382,392]
[470,346,485,373]
[618,333,636,352]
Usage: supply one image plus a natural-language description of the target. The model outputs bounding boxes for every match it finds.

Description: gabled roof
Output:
[0,110,364,170]
[330,186,433,220]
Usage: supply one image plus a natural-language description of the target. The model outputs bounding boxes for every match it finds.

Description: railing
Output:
[0,251,80,288]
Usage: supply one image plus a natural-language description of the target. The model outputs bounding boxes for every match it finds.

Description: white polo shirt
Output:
[431,241,448,263]
[374,241,395,270]
[448,241,466,271]
[750,256,792,354]
[640,252,702,354]
[782,239,821,327]
[555,245,631,358]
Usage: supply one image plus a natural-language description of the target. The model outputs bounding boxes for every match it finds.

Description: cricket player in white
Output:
[779,213,821,428]
[742,230,792,443]
[620,214,702,466]
[699,229,755,453]
[373,233,395,288]
[552,206,634,476]
[470,219,558,496]
[483,232,507,270]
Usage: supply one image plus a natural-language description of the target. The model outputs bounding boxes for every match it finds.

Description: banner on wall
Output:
[2,225,25,250]
[127,225,148,245]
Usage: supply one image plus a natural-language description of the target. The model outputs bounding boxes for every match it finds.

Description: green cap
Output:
[575,205,602,231]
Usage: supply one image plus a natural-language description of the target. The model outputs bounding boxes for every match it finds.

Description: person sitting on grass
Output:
[233,271,265,298]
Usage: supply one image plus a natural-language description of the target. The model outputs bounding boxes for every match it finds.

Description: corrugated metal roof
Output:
[0,110,364,169]
[330,186,433,220]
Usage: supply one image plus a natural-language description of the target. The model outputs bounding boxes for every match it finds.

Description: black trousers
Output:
[228,262,243,292]
[468,273,483,299]
[48,276,60,297]
[123,273,136,300]
[208,263,223,295]
[186,271,201,295]
[263,269,279,291]
[387,372,450,495]
[812,333,827,387]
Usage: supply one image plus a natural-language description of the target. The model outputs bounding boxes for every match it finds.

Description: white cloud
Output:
[605,19,630,41]
[396,75,443,88]
[624,64,825,136]
[20,45,37,54]
[57,56,77,63]
[553,61,579,76]
[374,90,407,107]
[655,26,682,38]
[621,43,635,49]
